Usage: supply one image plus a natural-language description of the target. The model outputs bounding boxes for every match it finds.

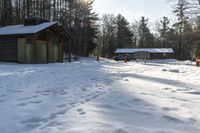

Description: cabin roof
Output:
[115,48,174,54]
[0,22,57,36]
[0,22,73,41]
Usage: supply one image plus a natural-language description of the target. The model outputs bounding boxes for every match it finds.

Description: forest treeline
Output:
[1,0,200,60]
[98,0,200,60]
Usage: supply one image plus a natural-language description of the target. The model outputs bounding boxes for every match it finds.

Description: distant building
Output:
[115,48,174,60]
[0,17,73,64]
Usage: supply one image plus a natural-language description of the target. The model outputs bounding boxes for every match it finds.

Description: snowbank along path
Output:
[0,58,200,133]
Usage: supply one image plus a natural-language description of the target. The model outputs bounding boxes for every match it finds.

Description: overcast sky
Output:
[93,0,174,23]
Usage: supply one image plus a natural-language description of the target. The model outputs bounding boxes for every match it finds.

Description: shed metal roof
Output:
[0,22,57,36]
[115,48,174,54]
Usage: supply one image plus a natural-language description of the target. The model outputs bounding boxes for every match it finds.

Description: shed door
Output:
[54,45,59,62]
[0,39,18,62]
[36,40,47,63]
[26,43,34,64]
[41,43,47,63]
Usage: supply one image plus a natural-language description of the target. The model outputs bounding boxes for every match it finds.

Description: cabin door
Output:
[36,40,47,63]
[54,45,59,62]
[26,43,33,64]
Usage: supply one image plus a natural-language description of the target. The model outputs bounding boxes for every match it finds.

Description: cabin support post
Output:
[68,39,72,63]
[46,31,50,63]
[33,35,37,64]
[60,39,64,62]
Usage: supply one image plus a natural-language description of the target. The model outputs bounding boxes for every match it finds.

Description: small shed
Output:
[115,48,174,60]
[0,17,73,64]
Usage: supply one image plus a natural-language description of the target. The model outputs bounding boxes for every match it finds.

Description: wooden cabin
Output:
[115,48,174,60]
[0,17,73,64]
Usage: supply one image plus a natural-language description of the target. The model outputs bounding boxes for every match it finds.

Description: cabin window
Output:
[0,39,17,44]
[0,39,17,49]
[52,37,60,47]
[26,38,33,45]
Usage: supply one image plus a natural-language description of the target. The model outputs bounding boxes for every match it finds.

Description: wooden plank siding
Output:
[36,40,47,63]
[18,38,26,63]
[0,44,18,62]
[0,37,18,62]
[18,38,60,64]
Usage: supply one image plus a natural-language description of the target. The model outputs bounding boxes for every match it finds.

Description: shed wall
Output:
[133,52,150,59]
[0,38,18,62]
[0,26,71,64]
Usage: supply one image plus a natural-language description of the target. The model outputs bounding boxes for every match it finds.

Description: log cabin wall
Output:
[0,36,18,62]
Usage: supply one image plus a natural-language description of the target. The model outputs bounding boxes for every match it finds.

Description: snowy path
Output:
[0,59,200,133]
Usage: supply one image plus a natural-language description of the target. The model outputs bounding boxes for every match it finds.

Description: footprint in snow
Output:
[17,95,39,102]
[80,98,91,105]
[21,117,45,124]
[124,79,129,81]
[140,93,156,96]
[17,97,32,101]
[0,94,6,97]
[162,115,185,123]
[17,103,28,106]
[77,108,86,115]
[59,92,68,95]
[0,100,5,103]
[162,107,179,112]
[30,101,42,104]
[90,93,102,99]
[17,100,42,107]
[82,88,87,91]
[163,88,177,93]
[163,88,172,90]
[80,101,85,104]
[35,90,51,94]
[41,93,49,96]
[32,95,39,98]
[171,90,177,93]
[68,102,77,108]
[55,109,67,115]
[79,111,86,115]
[25,123,41,131]
[187,91,200,95]
[177,88,191,92]
[115,128,128,133]
[85,98,90,102]
[23,109,69,130]
[7,89,23,93]
[46,121,64,128]
[56,104,67,108]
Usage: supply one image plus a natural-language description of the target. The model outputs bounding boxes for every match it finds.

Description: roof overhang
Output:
[0,22,57,36]
[115,48,174,54]
[0,22,73,41]
[49,23,73,41]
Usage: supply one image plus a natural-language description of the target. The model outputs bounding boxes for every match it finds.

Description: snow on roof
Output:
[0,22,57,36]
[115,48,174,54]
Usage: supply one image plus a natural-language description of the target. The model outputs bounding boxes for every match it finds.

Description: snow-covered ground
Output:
[0,58,200,133]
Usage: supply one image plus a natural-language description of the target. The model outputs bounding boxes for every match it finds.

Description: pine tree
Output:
[159,17,170,47]
[138,16,151,48]
[173,0,190,60]
[73,0,98,56]
[1,0,13,26]
[115,14,134,48]
[0,0,2,26]
[100,14,116,57]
